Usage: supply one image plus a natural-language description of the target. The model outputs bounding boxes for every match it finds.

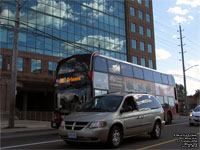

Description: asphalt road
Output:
[1,118,199,150]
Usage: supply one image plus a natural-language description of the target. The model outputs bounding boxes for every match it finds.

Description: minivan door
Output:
[120,96,145,136]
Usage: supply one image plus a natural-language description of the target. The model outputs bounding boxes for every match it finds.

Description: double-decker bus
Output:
[51,53,178,128]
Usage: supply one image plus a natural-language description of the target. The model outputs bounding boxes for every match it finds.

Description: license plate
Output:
[68,132,77,139]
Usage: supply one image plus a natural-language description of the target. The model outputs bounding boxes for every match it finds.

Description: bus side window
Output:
[121,63,134,78]
[94,56,108,72]
[133,66,144,79]
[108,60,121,74]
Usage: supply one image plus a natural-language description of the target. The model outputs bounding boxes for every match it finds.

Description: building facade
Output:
[0,0,155,120]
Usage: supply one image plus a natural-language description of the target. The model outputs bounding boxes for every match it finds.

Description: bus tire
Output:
[166,112,172,124]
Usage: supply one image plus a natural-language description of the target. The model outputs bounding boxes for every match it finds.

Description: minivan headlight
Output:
[189,112,193,117]
[89,121,107,129]
[60,121,65,129]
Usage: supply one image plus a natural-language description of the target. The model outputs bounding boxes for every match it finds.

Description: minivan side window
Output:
[135,95,161,110]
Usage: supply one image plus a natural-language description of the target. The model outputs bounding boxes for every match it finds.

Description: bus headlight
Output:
[89,121,107,129]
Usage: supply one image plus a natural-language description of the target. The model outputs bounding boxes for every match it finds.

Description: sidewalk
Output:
[0,120,54,134]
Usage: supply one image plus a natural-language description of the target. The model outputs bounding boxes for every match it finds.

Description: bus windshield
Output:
[57,55,90,75]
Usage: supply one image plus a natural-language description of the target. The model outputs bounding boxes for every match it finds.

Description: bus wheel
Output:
[166,113,172,124]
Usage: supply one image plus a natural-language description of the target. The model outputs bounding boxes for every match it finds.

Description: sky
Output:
[152,0,200,95]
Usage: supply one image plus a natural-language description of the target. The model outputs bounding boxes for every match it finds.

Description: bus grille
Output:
[65,121,89,130]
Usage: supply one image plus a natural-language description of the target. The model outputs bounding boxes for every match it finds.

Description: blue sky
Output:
[153,0,200,95]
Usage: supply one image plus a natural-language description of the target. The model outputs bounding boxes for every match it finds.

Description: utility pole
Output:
[178,24,188,115]
[8,0,20,128]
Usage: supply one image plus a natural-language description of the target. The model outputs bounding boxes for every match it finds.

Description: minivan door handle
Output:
[137,115,144,119]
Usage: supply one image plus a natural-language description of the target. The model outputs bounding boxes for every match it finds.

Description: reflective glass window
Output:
[130,7,135,16]
[31,59,41,73]
[153,72,162,83]
[133,66,143,79]
[138,10,143,20]
[0,55,2,70]
[141,58,145,67]
[168,75,175,86]
[143,69,153,82]
[147,28,152,38]
[161,74,169,84]
[108,60,121,74]
[148,44,152,53]
[132,39,136,49]
[139,26,144,35]
[0,28,7,43]
[168,97,175,107]
[17,57,23,72]
[138,0,142,4]
[149,59,153,69]
[156,96,164,105]
[19,32,27,47]
[146,13,150,22]
[132,56,138,64]
[145,0,150,8]
[140,41,144,51]
[94,56,108,73]
[48,61,57,75]
[131,23,136,32]
[121,63,133,77]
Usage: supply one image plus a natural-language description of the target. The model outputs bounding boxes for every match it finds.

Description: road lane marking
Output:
[0,140,63,150]
[136,139,177,150]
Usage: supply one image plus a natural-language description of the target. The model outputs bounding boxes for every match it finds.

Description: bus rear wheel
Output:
[166,113,172,124]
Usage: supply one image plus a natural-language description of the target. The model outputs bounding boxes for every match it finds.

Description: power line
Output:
[0,16,93,53]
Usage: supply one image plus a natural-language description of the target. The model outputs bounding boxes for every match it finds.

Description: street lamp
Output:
[185,65,199,72]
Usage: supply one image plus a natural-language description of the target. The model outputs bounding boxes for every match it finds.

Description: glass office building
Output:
[0,0,155,119]
[0,0,127,60]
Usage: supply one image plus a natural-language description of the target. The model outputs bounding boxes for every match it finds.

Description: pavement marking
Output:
[0,140,63,150]
[136,139,177,150]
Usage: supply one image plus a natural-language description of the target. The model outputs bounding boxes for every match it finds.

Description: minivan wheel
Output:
[107,126,122,148]
[151,121,161,139]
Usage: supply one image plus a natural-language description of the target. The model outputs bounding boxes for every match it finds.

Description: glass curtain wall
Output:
[0,0,127,60]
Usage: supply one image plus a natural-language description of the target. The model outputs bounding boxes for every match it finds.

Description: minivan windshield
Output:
[78,96,123,112]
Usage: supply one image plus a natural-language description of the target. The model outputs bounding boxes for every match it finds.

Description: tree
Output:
[193,89,200,98]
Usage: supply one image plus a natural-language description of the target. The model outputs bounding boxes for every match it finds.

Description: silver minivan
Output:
[58,93,165,148]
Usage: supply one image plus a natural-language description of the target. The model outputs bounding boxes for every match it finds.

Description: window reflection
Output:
[31,59,41,73]
[1,0,126,60]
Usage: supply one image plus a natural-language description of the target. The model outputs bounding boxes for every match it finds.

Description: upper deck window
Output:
[161,74,169,84]
[108,60,121,74]
[121,63,133,77]
[133,66,144,79]
[143,69,153,82]
[94,56,108,73]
